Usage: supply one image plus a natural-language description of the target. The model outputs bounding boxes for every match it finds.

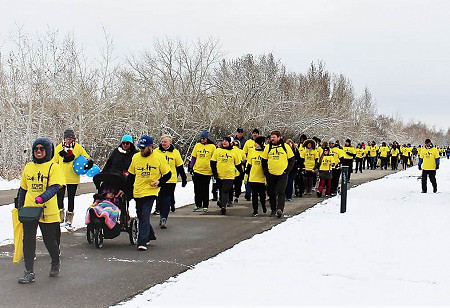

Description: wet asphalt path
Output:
[0,168,396,307]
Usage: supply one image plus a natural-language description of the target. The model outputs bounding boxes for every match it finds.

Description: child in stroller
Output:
[85,172,138,248]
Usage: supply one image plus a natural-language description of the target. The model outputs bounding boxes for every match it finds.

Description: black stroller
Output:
[86,172,138,248]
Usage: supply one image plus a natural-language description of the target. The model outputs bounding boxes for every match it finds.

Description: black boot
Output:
[50,263,60,277]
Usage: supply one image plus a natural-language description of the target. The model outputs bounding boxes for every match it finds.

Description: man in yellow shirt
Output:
[154,135,187,228]
[189,130,216,212]
[261,130,295,218]
[128,135,171,251]
[418,139,440,193]
[210,137,243,215]
[245,136,267,216]
[342,139,356,181]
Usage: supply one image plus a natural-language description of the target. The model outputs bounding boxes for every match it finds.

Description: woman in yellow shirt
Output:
[17,138,65,283]
[245,136,267,216]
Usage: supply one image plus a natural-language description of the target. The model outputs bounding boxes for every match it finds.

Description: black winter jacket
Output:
[103,143,138,174]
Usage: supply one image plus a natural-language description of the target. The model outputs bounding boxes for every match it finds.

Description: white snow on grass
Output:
[113,158,450,306]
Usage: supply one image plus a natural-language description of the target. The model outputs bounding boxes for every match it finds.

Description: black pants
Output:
[57,184,78,212]
[380,157,388,170]
[193,173,211,208]
[249,182,266,213]
[267,173,288,212]
[217,179,233,208]
[233,176,243,199]
[355,158,363,173]
[23,221,60,271]
[391,157,398,170]
[422,170,437,193]
[331,168,341,195]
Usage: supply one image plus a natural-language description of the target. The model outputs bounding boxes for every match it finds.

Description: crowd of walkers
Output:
[15,127,446,283]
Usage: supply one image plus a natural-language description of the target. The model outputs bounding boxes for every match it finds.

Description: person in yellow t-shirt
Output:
[300,139,319,195]
[242,128,260,201]
[210,137,243,215]
[314,145,334,197]
[261,130,295,218]
[355,143,365,173]
[231,139,245,204]
[245,136,267,216]
[17,138,65,284]
[379,142,390,170]
[153,135,187,228]
[390,144,400,170]
[128,135,171,251]
[342,139,356,180]
[418,138,440,193]
[189,130,216,212]
[52,129,92,226]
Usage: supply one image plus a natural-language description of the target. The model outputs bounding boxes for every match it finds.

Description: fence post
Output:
[340,166,348,213]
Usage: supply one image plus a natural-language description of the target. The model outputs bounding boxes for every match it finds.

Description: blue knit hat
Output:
[32,137,54,163]
[121,135,133,143]
[200,130,209,139]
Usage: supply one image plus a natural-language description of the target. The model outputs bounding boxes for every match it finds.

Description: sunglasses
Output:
[34,146,45,152]
[122,142,131,145]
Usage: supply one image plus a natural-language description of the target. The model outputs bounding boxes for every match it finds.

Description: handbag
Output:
[18,163,53,223]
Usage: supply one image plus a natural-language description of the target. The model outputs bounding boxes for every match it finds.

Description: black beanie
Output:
[254,136,265,148]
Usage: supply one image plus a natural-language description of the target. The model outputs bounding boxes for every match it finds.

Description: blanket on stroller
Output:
[85,201,120,229]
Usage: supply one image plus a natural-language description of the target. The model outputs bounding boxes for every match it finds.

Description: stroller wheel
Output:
[86,226,94,244]
[129,218,138,245]
[94,228,104,248]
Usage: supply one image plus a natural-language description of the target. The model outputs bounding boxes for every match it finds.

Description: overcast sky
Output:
[1,0,449,131]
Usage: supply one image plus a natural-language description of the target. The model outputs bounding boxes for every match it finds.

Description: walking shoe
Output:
[227,202,233,208]
[220,207,226,215]
[49,263,60,277]
[421,191,427,193]
[160,218,167,229]
[316,191,322,198]
[234,198,239,204]
[152,210,160,215]
[269,210,276,217]
[433,187,437,193]
[262,204,267,213]
[170,204,176,212]
[146,233,157,243]
[193,206,200,212]
[251,211,258,217]
[286,198,292,202]
[202,208,208,213]
[137,245,147,251]
[276,209,283,218]
[18,271,35,284]
[245,195,251,201]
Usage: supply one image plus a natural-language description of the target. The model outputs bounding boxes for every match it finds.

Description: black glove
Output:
[418,165,422,170]
[188,166,193,175]
[182,178,187,187]
[85,159,94,170]
[436,165,439,170]
[63,153,75,162]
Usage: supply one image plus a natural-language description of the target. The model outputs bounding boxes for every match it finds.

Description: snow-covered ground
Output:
[1,159,449,305]
[112,158,449,306]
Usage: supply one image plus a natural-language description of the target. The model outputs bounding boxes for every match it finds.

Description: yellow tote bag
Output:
[11,208,23,264]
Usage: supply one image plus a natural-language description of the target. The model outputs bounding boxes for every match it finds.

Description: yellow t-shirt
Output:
[368,145,378,157]
[301,148,319,171]
[243,139,256,158]
[390,148,400,157]
[342,146,356,159]
[261,143,294,176]
[20,161,65,223]
[379,146,389,158]
[191,143,216,176]
[211,148,241,180]
[319,155,334,171]
[355,148,365,158]
[128,151,171,198]
[53,142,89,184]
[247,149,266,183]
[420,147,440,170]
[330,147,343,169]
[154,147,184,184]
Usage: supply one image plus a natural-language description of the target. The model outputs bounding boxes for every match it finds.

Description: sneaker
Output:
[170,204,176,212]
[137,245,147,251]
[286,198,292,202]
[421,191,427,193]
[146,233,157,243]
[433,187,437,193]
[18,271,35,284]
[276,209,283,218]
[202,208,208,213]
[193,206,200,212]
[152,211,160,215]
[269,210,276,217]
[49,263,60,277]
[245,195,251,201]
[251,211,258,217]
[234,198,239,204]
[160,218,167,229]
[220,207,226,215]
[316,191,322,198]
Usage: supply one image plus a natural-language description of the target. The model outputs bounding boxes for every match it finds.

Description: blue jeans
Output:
[135,196,156,247]
[157,183,176,220]
[285,170,297,199]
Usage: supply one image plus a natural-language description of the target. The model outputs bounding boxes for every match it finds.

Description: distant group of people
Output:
[16,126,444,284]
